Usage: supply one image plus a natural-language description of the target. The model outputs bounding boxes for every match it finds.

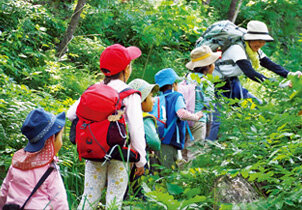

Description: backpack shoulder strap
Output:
[216,59,236,67]
[119,88,141,100]
[143,112,157,124]
[21,162,55,210]
[143,112,155,120]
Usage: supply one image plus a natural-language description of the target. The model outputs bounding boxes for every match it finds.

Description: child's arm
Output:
[175,95,203,121]
[0,166,13,208]
[66,98,80,121]
[124,93,147,169]
[177,109,203,121]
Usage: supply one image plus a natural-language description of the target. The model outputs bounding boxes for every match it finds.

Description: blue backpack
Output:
[149,93,194,143]
[149,93,176,140]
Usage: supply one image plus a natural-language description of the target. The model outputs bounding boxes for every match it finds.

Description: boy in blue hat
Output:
[152,68,203,168]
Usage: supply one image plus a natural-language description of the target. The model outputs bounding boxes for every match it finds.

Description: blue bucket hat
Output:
[154,68,181,88]
[21,108,66,153]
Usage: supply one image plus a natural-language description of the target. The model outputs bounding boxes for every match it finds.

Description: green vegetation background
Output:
[0,0,301,209]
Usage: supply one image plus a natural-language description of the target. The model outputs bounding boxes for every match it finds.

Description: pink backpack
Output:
[178,80,196,127]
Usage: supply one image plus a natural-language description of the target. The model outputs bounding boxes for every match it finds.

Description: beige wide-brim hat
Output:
[128,79,159,102]
[243,20,274,42]
[186,46,221,71]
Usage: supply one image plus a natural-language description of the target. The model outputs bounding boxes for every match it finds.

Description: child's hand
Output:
[196,111,203,119]
[135,167,144,176]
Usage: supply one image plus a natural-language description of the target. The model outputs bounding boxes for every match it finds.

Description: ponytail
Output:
[101,68,122,84]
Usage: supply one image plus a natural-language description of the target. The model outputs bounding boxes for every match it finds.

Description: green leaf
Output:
[181,195,206,208]
[241,170,249,179]
[167,183,184,195]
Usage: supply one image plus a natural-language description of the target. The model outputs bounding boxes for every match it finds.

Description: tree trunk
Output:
[202,0,211,5]
[228,0,239,22]
[228,0,243,23]
[232,0,243,23]
[56,0,87,58]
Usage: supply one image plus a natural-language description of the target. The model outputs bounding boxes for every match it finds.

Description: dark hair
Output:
[192,65,212,74]
[159,84,172,92]
[101,68,123,84]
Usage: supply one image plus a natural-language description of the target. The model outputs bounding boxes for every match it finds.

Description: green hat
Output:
[128,79,159,102]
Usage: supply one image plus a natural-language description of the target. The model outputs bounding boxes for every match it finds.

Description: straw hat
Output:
[186,46,221,71]
[243,20,274,42]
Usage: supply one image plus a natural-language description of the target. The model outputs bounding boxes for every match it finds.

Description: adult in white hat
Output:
[213,20,301,101]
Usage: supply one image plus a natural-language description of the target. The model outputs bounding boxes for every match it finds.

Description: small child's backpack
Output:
[178,80,197,127]
[149,93,178,141]
[75,82,141,162]
[142,112,161,151]
[195,20,246,52]
[150,92,194,146]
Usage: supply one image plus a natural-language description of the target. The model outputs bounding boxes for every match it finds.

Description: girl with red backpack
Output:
[77,44,146,210]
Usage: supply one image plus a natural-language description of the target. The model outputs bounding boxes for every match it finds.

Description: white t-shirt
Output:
[213,44,266,78]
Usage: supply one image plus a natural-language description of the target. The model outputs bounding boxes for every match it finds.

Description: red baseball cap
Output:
[100,44,142,76]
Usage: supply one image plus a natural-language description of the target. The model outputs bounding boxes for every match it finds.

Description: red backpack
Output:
[75,82,141,161]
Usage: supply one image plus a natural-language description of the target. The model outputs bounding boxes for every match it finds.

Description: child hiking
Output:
[0,108,68,210]
[77,44,146,210]
[128,79,161,154]
[127,78,161,199]
[151,68,204,168]
[180,46,221,161]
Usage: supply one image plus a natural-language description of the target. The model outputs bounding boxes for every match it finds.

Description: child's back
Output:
[152,68,203,168]
[0,108,68,210]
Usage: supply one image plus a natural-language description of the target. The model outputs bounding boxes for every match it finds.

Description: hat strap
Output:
[30,114,56,143]
[247,31,269,35]
[192,53,211,62]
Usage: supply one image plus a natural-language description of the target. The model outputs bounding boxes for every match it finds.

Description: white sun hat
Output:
[243,20,274,42]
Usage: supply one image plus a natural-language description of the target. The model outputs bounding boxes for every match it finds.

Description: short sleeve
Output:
[226,44,247,63]
[174,96,186,113]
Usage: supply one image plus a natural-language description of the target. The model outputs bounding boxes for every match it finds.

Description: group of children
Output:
[0,43,220,209]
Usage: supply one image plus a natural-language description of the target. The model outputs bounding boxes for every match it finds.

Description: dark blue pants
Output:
[207,77,262,141]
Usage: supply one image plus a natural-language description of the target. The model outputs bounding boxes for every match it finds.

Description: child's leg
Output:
[184,122,206,161]
[159,144,178,168]
[106,160,129,210]
[77,161,107,210]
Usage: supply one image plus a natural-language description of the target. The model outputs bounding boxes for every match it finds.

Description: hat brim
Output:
[155,68,181,88]
[141,84,159,102]
[126,46,142,60]
[243,34,274,42]
[24,112,65,153]
[186,51,221,71]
